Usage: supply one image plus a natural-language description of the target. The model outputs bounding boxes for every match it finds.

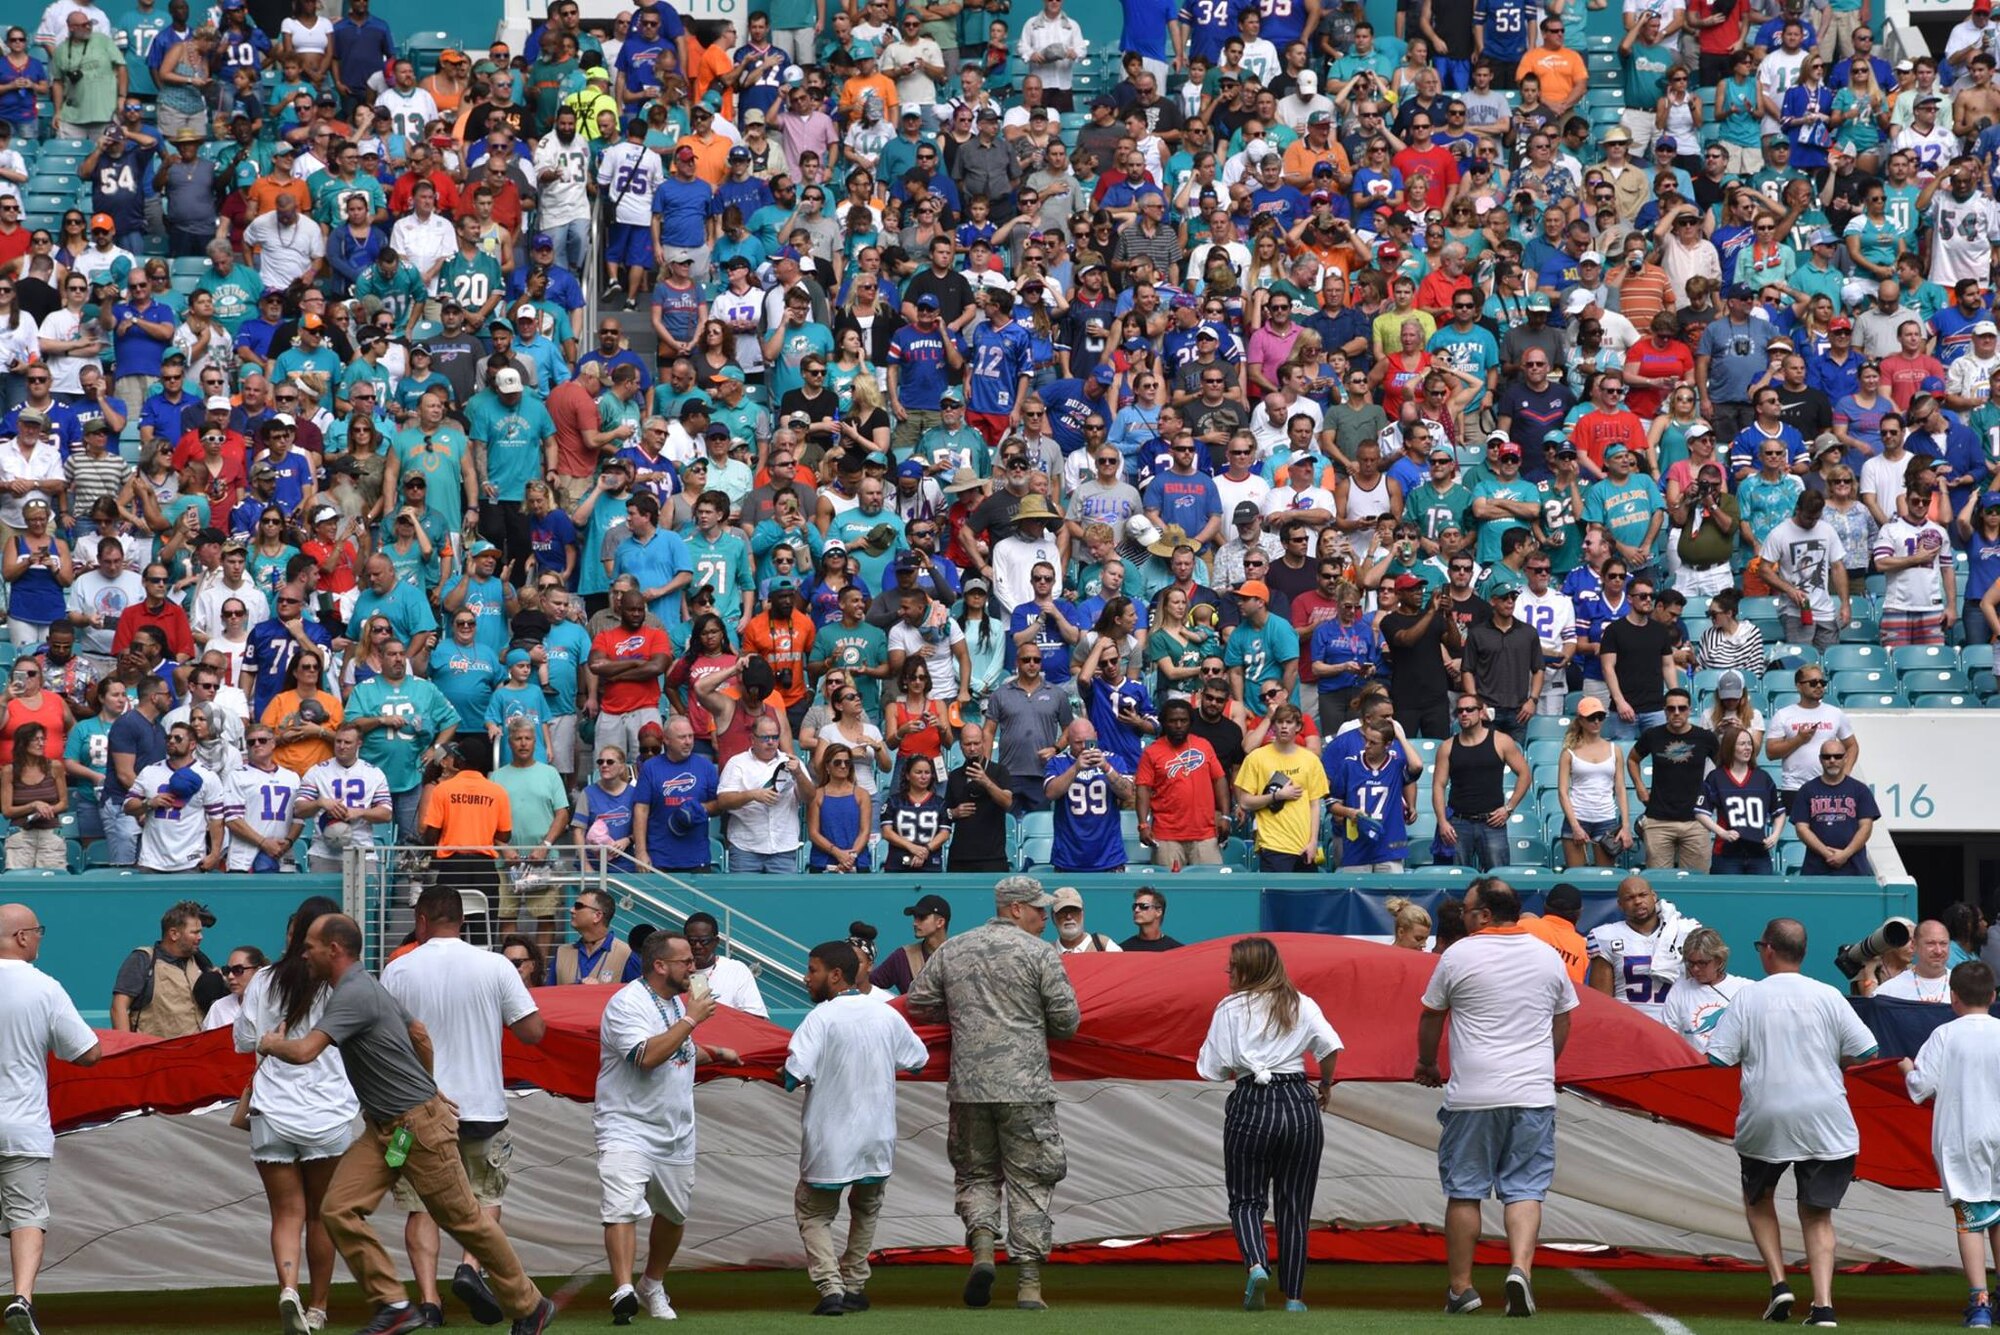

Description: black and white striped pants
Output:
[1223,1073,1325,1301]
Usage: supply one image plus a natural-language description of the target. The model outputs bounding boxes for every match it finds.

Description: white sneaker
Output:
[635,1276,676,1320]
[280,1287,309,1335]
[305,1308,327,1333]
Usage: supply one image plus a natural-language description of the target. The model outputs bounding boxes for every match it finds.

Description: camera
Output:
[1833,917,1915,979]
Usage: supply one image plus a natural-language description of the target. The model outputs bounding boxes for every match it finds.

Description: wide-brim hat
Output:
[1013,494,1059,524]
[1145,523,1192,559]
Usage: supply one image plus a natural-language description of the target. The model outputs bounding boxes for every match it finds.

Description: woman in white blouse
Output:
[1196,936,1341,1313]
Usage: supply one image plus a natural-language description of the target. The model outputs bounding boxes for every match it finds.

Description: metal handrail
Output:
[343,845,813,1007]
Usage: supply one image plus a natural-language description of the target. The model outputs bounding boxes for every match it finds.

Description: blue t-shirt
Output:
[1142,470,1223,539]
[887,324,954,412]
[529,508,579,579]
[104,710,166,804]
[432,640,502,729]
[636,752,719,870]
[542,621,590,715]
[1044,752,1131,872]
[1790,776,1879,875]
[617,527,696,628]
[1008,600,1081,684]
[652,175,715,250]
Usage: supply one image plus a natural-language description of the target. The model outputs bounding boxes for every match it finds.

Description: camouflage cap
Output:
[995,875,1055,910]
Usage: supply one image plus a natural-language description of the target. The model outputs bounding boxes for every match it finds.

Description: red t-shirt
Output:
[1136,733,1224,842]
[1570,408,1650,471]
[591,624,672,715]
[0,226,29,280]
[1880,353,1945,413]
[1622,339,1694,419]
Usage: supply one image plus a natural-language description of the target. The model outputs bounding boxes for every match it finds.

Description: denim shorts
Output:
[1436,1105,1557,1204]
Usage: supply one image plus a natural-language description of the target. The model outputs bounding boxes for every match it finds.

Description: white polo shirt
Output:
[1419,927,1579,1111]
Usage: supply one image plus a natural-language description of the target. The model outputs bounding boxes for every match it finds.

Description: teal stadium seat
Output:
[1891,645,1958,673]
[1830,669,1893,697]
[1915,694,1976,709]
[1842,692,1906,709]
[1903,669,1973,695]
[1823,644,1887,674]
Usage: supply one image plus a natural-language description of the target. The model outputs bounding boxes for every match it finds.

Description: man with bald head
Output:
[1790,736,1879,877]
[1706,918,1879,1328]
[0,903,102,1335]
[1876,920,1953,1003]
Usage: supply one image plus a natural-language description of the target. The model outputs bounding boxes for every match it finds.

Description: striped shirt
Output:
[1696,622,1766,678]
[65,451,133,520]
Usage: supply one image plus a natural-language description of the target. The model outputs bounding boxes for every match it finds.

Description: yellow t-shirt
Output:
[1235,742,1329,856]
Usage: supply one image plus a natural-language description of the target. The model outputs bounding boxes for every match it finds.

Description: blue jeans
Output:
[544,217,589,274]
[1449,816,1510,870]
[1710,850,1773,875]
[1605,708,1665,742]
[100,795,140,866]
[391,786,423,845]
[727,846,799,874]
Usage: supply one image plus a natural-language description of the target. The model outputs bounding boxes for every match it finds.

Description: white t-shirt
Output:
[133,759,224,872]
[1706,970,1877,1161]
[595,979,698,1162]
[786,992,929,1185]
[1196,991,1341,1083]
[0,958,97,1157]
[1756,517,1845,618]
[231,967,358,1143]
[67,568,143,656]
[1858,450,1910,519]
[697,955,769,1018]
[192,577,270,642]
[1872,517,1952,613]
[1658,972,1751,1055]
[221,763,298,872]
[297,757,392,861]
[1419,928,1579,1110]
[1264,483,1337,519]
[243,212,326,291]
[380,936,538,1124]
[990,533,1063,612]
[1766,701,1854,791]
[279,14,332,51]
[1905,1012,2000,1204]
[1584,906,1703,1024]
[887,614,968,700]
[1876,967,1952,1003]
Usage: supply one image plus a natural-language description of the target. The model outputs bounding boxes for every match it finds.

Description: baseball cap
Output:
[1525,291,1551,311]
[1235,579,1271,603]
[1093,364,1117,385]
[1716,669,1748,701]
[1829,316,1853,332]
[1392,573,1424,591]
[995,874,1055,909]
[896,459,926,481]
[89,213,114,232]
[1050,887,1085,913]
[904,893,952,920]
[1233,501,1261,526]
[493,368,524,393]
[204,394,232,412]
[1974,321,1999,337]
[1655,135,1678,152]
[530,233,553,250]
[1428,443,1455,462]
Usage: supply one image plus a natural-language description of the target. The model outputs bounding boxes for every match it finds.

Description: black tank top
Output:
[1448,729,1505,818]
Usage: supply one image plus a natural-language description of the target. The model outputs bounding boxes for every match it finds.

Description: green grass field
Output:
[26,1265,1994,1334]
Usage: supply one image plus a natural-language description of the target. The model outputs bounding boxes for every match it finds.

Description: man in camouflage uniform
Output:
[904,874,1082,1311]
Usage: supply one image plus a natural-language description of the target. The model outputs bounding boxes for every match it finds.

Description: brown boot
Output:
[963,1229,997,1308]
[1016,1260,1048,1311]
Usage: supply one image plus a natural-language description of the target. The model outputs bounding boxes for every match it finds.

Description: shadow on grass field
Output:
[24,1264,1985,1333]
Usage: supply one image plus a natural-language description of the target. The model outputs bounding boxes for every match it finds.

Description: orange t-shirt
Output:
[739,611,816,709]
[675,131,733,187]
[245,174,308,217]
[688,40,736,121]
[838,73,899,122]
[1516,47,1587,107]
[423,768,512,857]
[262,688,343,777]
[1521,913,1589,985]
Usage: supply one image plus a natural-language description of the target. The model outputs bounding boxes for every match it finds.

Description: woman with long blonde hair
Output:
[1196,936,1340,1314]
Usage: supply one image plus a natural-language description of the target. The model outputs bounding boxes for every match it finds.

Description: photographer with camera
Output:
[1666,460,1740,597]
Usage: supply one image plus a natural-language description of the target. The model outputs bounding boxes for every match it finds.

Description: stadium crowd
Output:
[0,0,1989,891]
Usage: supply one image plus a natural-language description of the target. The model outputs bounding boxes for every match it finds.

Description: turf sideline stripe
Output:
[1572,1268,1696,1335]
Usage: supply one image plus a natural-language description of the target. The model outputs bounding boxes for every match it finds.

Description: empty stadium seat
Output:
[1823,645,1888,674]
[1965,645,1997,674]
[1841,692,1907,709]
[1830,670,1894,698]
[1914,694,1976,709]
[1902,669,1973,695]
[1015,811,1054,870]
[1891,645,1958,674]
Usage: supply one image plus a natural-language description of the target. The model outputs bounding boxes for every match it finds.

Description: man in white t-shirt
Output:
[1416,877,1579,1319]
[380,886,545,1328]
[786,937,930,1314]
[126,721,226,873]
[0,902,101,1335]
[1873,491,1957,647]
[1756,489,1849,650]
[1584,876,1702,1025]
[66,533,145,659]
[685,912,770,1018]
[1901,958,2000,1326]
[1877,918,1954,1003]
[596,930,740,1324]
[1765,665,1859,797]
[1705,918,1878,1329]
